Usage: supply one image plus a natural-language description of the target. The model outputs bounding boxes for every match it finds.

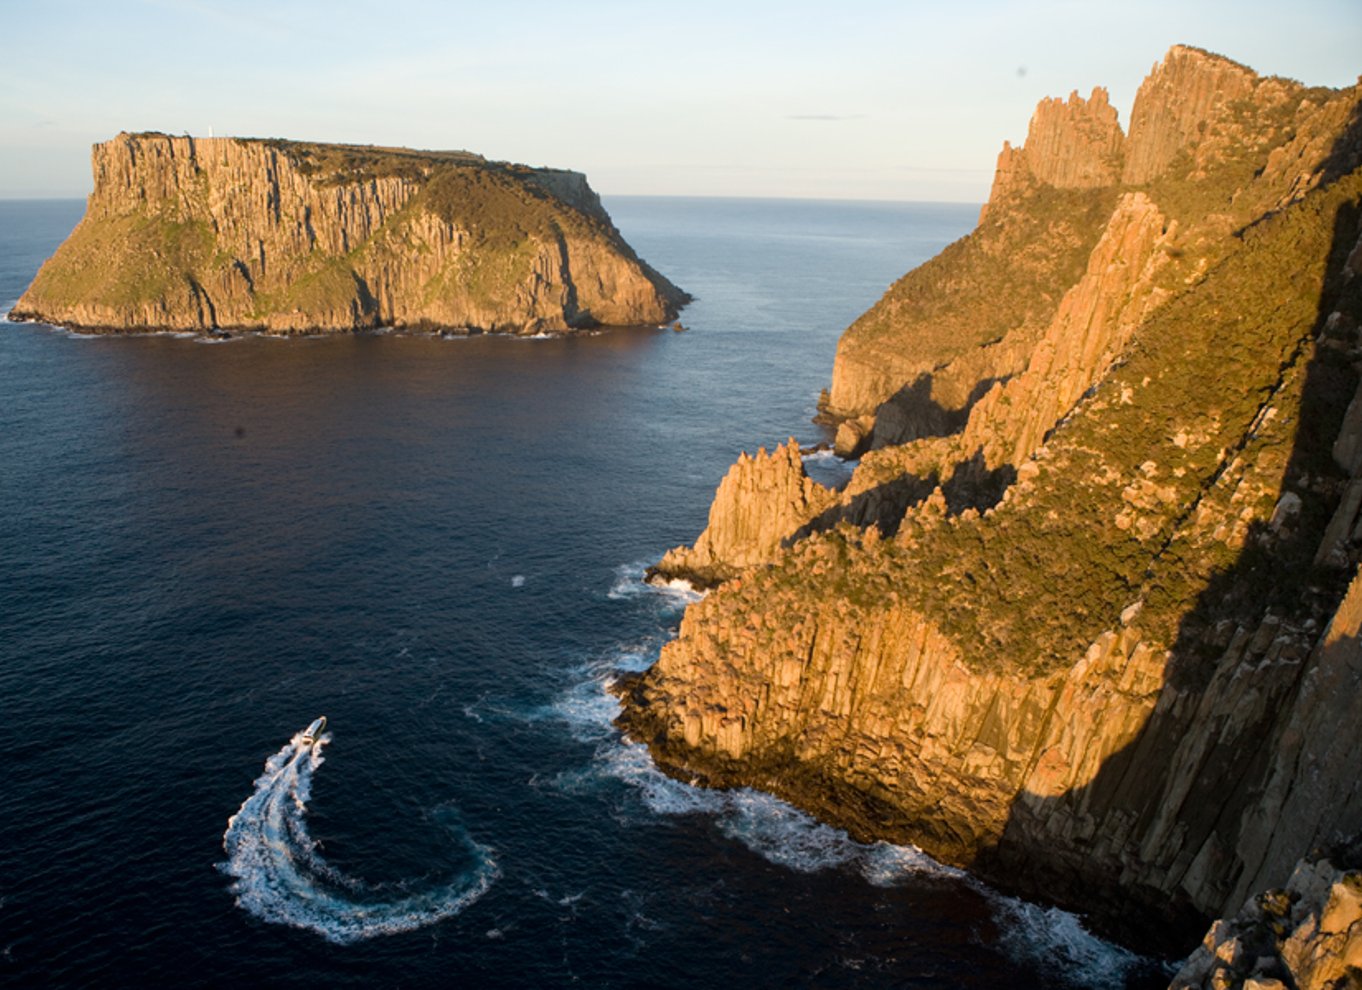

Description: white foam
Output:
[221,723,498,944]
[860,840,967,886]
[606,562,647,599]
[800,448,842,465]
[546,678,626,743]
[551,652,950,881]
[41,325,98,339]
[607,561,704,605]
[801,449,858,491]
[715,791,860,872]
[596,739,722,817]
[599,724,1151,982]
[462,698,485,723]
[649,575,703,596]
[588,733,969,883]
[540,601,947,879]
[991,894,1148,988]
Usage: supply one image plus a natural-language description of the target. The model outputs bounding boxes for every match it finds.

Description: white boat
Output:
[301,716,327,745]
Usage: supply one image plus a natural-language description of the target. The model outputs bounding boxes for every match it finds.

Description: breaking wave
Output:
[992,895,1150,988]
[606,561,704,604]
[590,733,962,884]
[221,723,498,944]
[800,447,851,468]
[547,576,962,886]
[801,447,857,489]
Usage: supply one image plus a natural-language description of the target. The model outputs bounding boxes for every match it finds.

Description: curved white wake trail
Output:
[222,725,498,944]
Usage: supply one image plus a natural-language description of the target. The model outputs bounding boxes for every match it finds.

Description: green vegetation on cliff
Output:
[258,137,487,184]
[739,170,1361,677]
[920,173,1359,670]
[845,185,1118,362]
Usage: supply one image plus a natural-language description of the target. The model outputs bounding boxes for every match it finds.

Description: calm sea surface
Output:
[0,197,1165,987]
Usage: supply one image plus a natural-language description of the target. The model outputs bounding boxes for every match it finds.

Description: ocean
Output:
[0,196,1167,988]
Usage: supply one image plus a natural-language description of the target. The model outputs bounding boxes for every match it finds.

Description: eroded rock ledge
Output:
[1171,854,1362,990]
[9,134,687,335]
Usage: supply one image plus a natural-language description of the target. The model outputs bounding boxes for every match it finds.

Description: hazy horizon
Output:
[3,0,1358,201]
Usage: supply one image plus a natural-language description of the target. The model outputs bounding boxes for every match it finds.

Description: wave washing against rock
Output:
[551,567,1157,987]
[800,447,858,489]
[607,560,707,604]
[220,723,498,944]
[994,897,1155,988]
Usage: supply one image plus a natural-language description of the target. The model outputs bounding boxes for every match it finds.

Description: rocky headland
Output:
[622,44,1362,978]
[7,134,686,335]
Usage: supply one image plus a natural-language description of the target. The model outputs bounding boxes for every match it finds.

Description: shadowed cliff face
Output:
[621,46,1362,956]
[975,188,1362,953]
[8,134,687,335]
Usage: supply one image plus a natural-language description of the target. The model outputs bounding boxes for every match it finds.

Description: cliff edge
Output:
[7,134,687,335]
[623,45,1362,964]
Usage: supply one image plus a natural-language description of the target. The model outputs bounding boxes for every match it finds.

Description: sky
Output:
[1,0,1358,202]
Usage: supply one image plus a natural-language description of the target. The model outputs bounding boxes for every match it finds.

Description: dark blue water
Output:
[0,197,1162,987]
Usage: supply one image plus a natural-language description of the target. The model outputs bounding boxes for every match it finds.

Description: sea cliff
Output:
[622,44,1362,969]
[8,134,686,335]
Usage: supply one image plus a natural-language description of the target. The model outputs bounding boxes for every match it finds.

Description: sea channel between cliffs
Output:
[4,195,1180,988]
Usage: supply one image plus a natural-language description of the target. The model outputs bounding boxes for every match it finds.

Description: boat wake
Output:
[221,723,498,944]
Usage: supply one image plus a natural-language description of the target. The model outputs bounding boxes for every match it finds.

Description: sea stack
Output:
[620,43,1362,968]
[8,133,687,335]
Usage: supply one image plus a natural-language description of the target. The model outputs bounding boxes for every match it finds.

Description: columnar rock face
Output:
[953,190,1172,469]
[622,45,1362,959]
[823,44,1352,459]
[823,84,1130,448]
[984,86,1125,208]
[8,133,687,335]
[1122,45,1259,185]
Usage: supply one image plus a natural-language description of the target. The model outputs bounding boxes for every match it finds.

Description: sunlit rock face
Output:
[10,133,687,335]
[621,45,1362,955]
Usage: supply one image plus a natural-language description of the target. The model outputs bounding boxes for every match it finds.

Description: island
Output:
[8,133,687,335]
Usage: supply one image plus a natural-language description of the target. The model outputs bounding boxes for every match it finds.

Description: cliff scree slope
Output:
[8,134,687,335]
[623,44,1362,965]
